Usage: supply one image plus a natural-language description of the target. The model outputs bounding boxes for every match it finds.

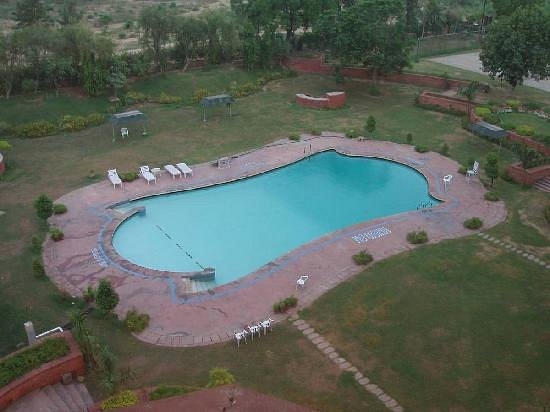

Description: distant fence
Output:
[414,33,481,59]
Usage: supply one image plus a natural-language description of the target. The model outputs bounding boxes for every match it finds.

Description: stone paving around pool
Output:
[45,134,507,348]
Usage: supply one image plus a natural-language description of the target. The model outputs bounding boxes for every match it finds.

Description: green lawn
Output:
[1,64,549,409]
[500,112,550,137]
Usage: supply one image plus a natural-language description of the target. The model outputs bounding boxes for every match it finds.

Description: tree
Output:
[14,0,49,27]
[173,16,208,66]
[96,279,119,313]
[34,194,53,220]
[0,31,25,99]
[139,5,174,71]
[59,0,82,26]
[485,152,499,186]
[480,5,550,88]
[107,56,128,98]
[491,0,543,16]
[365,115,376,137]
[206,367,235,388]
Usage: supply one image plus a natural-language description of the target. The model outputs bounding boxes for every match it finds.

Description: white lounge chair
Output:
[139,165,156,184]
[176,162,193,178]
[467,161,479,183]
[164,164,182,179]
[107,169,122,189]
[296,275,309,290]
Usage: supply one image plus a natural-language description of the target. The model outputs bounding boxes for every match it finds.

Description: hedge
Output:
[101,390,138,410]
[0,337,69,387]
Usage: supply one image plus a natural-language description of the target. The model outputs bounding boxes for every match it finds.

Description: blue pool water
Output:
[113,151,439,285]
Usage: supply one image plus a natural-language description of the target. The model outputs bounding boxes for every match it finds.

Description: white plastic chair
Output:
[121,128,129,139]
[260,318,274,335]
[248,323,261,340]
[443,174,453,191]
[466,161,479,183]
[234,329,248,348]
[296,275,309,290]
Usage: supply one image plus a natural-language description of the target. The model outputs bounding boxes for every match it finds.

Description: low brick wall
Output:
[0,331,86,410]
[283,55,469,89]
[295,91,346,109]
[507,131,550,156]
[0,153,5,176]
[417,91,472,114]
[506,163,550,185]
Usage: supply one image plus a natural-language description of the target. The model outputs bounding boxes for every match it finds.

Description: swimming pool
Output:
[112,151,439,285]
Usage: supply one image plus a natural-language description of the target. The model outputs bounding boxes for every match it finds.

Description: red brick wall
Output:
[507,131,550,156]
[506,163,550,185]
[283,56,470,89]
[295,92,346,109]
[417,91,472,114]
[326,92,346,108]
[0,332,86,410]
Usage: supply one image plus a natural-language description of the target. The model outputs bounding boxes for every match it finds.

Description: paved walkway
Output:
[45,134,506,347]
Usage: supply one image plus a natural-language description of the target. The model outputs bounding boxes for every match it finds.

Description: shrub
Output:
[206,367,235,388]
[149,385,186,400]
[273,295,298,313]
[101,390,138,410]
[49,227,64,241]
[463,217,483,229]
[367,84,381,96]
[506,99,520,110]
[34,194,53,220]
[458,165,467,175]
[32,258,46,277]
[484,191,500,201]
[406,133,413,145]
[346,129,358,138]
[96,278,119,313]
[0,121,12,136]
[439,142,449,156]
[125,309,150,333]
[415,145,429,153]
[352,250,373,265]
[483,113,500,125]
[524,101,542,110]
[22,78,38,94]
[158,92,182,104]
[14,120,57,138]
[31,234,42,252]
[474,107,491,117]
[59,115,87,132]
[86,113,105,126]
[502,122,516,131]
[53,203,67,215]
[545,204,550,223]
[516,124,535,136]
[407,230,428,244]
[192,88,208,103]
[120,172,138,182]
[365,115,376,136]
[126,91,147,104]
[83,285,95,303]
[289,133,300,141]
[0,337,69,387]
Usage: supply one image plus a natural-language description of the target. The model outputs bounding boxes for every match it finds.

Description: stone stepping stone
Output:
[358,377,369,385]
[317,341,330,349]
[303,328,315,335]
[323,346,335,354]
[289,314,300,321]
[487,236,495,241]
[312,336,325,344]
[333,357,346,364]
[505,244,511,249]
[546,265,550,269]
[354,372,363,380]
[307,332,320,340]
[347,366,358,373]
[379,394,391,402]
[293,319,305,326]
[296,323,310,331]
[392,406,404,412]
[339,362,352,370]
[328,352,339,359]
[386,399,398,408]
[538,261,546,266]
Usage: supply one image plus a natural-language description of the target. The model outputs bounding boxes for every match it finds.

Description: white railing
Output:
[36,326,63,339]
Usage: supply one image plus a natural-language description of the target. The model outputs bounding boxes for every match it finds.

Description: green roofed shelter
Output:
[200,94,234,122]
[110,110,147,141]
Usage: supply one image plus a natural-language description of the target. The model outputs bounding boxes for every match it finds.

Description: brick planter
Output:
[506,163,550,185]
[0,331,86,410]
[507,131,550,156]
[296,91,346,109]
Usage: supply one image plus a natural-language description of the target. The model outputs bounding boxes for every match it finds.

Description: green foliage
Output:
[506,99,521,110]
[14,120,57,138]
[367,84,381,96]
[229,81,260,98]
[458,81,479,102]
[120,172,138,182]
[49,227,64,242]
[458,166,467,175]
[83,286,96,303]
[346,129,358,139]
[474,107,491,117]
[365,115,376,136]
[288,133,300,141]
[352,250,374,266]
[515,125,535,136]
[34,194,53,220]
[524,101,542,110]
[126,91,147,104]
[0,123,12,137]
[463,217,483,230]
[86,113,105,127]
[125,309,150,333]
[31,234,42,252]
[439,142,449,156]
[158,93,182,104]
[415,146,429,153]
[96,279,119,313]
[206,367,235,388]
[192,88,208,103]
[101,390,138,410]
[484,191,500,201]
[32,258,45,277]
[485,152,499,186]
[53,203,67,215]
[502,122,516,131]
[273,295,298,313]
[0,140,12,151]
[544,204,550,223]
[311,130,321,136]
[149,385,186,400]
[407,230,429,244]
[0,337,69,387]
[406,133,413,145]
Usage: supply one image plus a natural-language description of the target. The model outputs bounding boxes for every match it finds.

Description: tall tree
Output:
[173,16,208,66]
[14,0,49,27]
[0,31,25,98]
[491,0,543,16]
[59,0,82,26]
[480,5,550,88]
[139,5,174,71]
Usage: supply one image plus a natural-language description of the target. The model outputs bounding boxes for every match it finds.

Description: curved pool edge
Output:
[44,134,507,347]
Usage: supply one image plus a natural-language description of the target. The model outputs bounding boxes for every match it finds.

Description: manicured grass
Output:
[500,112,550,136]
[300,238,550,410]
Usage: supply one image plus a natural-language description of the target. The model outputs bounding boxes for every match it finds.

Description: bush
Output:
[86,113,105,126]
[273,295,298,313]
[101,390,138,410]
[502,122,516,131]
[126,91,147,104]
[125,309,150,333]
[120,172,138,182]
[83,285,95,303]
[34,194,53,220]
[192,88,208,103]
[474,107,491,117]
[96,278,119,313]
[415,145,429,153]
[524,101,542,110]
[32,258,46,277]
[406,133,413,145]
[352,250,373,265]
[0,337,69,387]
[149,385,186,400]
[206,367,235,388]
[484,191,500,201]
[458,165,467,175]
[545,204,550,223]
[53,203,67,215]
[439,142,449,156]
[49,227,64,241]
[463,217,483,229]
[367,84,381,96]
[229,81,260,97]
[289,133,300,141]
[31,234,42,252]
[158,92,182,104]
[407,230,428,244]
[506,99,521,110]
[483,113,500,125]
[516,124,535,136]
[0,121,12,136]
[14,120,57,138]
[346,129,358,138]
[59,115,87,132]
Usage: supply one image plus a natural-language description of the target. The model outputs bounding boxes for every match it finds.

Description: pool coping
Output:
[44,134,507,347]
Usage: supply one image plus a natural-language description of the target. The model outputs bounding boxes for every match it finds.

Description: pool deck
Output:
[45,134,506,347]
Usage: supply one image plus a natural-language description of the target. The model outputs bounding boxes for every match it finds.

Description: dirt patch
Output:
[475,243,503,260]
[430,327,449,338]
